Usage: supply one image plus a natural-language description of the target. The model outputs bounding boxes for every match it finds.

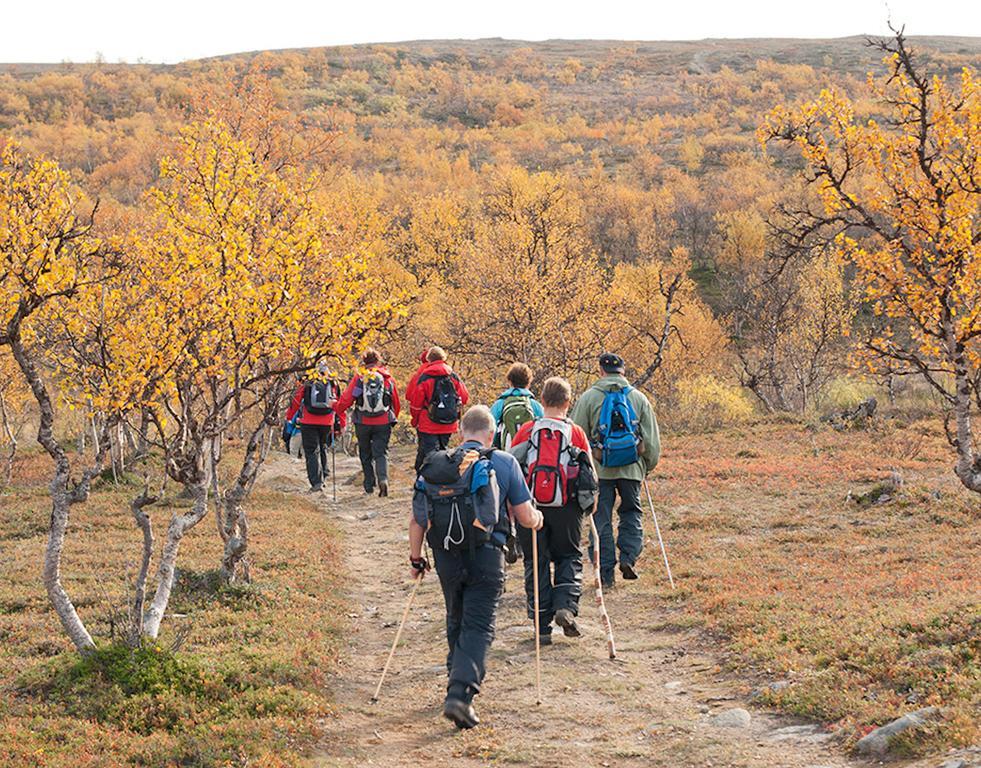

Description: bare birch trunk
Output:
[948,325,981,493]
[0,390,16,485]
[142,476,209,640]
[128,490,157,646]
[9,333,109,653]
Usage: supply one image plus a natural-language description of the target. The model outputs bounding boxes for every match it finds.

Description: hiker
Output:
[410,405,543,730]
[334,348,400,497]
[489,362,544,450]
[406,346,470,473]
[570,353,660,590]
[510,377,597,643]
[285,361,345,493]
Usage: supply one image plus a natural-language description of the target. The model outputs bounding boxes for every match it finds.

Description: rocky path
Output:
[263,449,874,768]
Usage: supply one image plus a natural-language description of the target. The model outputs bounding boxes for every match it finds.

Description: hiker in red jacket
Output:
[335,348,401,497]
[406,346,469,473]
[509,376,597,643]
[285,361,346,493]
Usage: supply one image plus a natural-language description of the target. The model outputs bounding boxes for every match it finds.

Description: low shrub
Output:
[674,375,756,431]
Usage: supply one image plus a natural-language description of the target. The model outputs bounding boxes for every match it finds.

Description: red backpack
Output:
[525,418,579,508]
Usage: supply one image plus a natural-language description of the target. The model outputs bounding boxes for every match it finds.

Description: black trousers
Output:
[300,424,333,489]
[355,422,391,491]
[593,478,643,583]
[414,430,450,473]
[433,545,506,697]
[517,502,586,631]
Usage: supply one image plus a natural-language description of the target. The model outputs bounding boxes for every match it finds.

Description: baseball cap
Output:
[599,352,625,374]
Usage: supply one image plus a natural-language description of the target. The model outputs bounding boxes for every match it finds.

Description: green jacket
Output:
[570,375,660,482]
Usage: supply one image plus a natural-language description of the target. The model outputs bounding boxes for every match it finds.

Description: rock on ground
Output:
[854,707,939,756]
[709,708,752,728]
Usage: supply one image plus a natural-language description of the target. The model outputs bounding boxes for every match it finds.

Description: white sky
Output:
[2,0,979,64]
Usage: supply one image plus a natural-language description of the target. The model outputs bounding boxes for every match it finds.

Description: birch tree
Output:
[763,29,981,490]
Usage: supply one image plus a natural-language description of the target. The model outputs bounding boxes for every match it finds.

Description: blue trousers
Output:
[433,544,505,697]
[593,478,643,582]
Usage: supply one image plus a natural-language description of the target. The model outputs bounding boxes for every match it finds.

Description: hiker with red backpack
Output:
[285,361,346,493]
[510,377,598,643]
[406,346,470,473]
[489,362,545,562]
[410,405,543,729]
[571,353,660,590]
[335,348,401,497]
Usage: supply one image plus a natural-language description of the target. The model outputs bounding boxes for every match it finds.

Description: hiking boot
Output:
[620,562,639,580]
[538,630,553,647]
[554,609,581,638]
[601,576,615,591]
[309,484,323,494]
[364,485,375,495]
[378,480,389,497]
[443,696,479,730]
[504,533,520,564]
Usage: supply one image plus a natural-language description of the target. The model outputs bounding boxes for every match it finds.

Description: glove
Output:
[409,556,430,580]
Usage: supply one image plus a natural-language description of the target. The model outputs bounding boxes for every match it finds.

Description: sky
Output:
[3,0,980,64]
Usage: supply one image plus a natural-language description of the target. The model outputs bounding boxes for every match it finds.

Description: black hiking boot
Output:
[309,484,323,494]
[504,533,520,564]
[539,630,553,646]
[554,609,581,638]
[443,696,479,730]
[601,576,615,591]
[378,480,389,497]
[619,562,639,580]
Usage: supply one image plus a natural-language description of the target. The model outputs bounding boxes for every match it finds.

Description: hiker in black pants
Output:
[510,377,597,643]
[335,348,401,496]
[410,405,543,730]
[285,362,345,492]
[406,346,470,473]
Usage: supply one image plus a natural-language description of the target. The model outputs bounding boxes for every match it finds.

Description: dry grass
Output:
[647,416,979,753]
[0,449,345,768]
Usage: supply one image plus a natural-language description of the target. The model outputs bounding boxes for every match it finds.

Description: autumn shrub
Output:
[673,374,755,431]
[816,376,881,413]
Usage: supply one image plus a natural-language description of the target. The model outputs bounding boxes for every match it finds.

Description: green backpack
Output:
[493,394,535,450]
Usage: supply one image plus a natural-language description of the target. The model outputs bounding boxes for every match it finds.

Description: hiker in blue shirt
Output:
[410,405,543,730]
[489,363,545,439]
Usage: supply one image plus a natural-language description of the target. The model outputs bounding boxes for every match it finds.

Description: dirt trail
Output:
[263,448,866,768]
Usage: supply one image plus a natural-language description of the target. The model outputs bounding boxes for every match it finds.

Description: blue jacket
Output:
[489,388,544,424]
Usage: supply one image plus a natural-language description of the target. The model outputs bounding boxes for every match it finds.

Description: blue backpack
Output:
[594,386,641,467]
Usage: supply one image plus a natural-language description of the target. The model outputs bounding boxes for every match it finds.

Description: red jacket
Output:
[335,366,401,426]
[286,380,346,428]
[406,360,469,435]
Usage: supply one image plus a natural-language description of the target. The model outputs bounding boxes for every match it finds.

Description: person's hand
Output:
[409,556,430,580]
[530,508,545,531]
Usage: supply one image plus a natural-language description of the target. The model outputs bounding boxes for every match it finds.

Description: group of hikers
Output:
[284,347,660,730]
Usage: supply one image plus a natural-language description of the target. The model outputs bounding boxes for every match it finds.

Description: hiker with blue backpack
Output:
[509,377,598,644]
[335,348,401,497]
[285,361,346,493]
[410,405,543,730]
[570,353,660,590]
[406,346,470,473]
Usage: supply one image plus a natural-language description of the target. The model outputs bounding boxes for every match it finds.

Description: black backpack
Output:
[304,381,336,415]
[415,447,500,554]
[420,373,461,425]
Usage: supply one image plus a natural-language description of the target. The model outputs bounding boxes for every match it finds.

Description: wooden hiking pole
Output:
[587,514,617,660]
[532,528,542,706]
[330,433,337,503]
[643,478,675,590]
[371,575,422,702]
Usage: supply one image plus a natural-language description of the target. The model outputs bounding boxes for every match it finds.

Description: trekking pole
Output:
[643,478,675,590]
[371,575,422,702]
[331,434,337,503]
[587,514,617,660]
[532,528,542,706]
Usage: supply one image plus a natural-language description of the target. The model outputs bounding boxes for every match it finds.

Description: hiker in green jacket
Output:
[570,353,660,589]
